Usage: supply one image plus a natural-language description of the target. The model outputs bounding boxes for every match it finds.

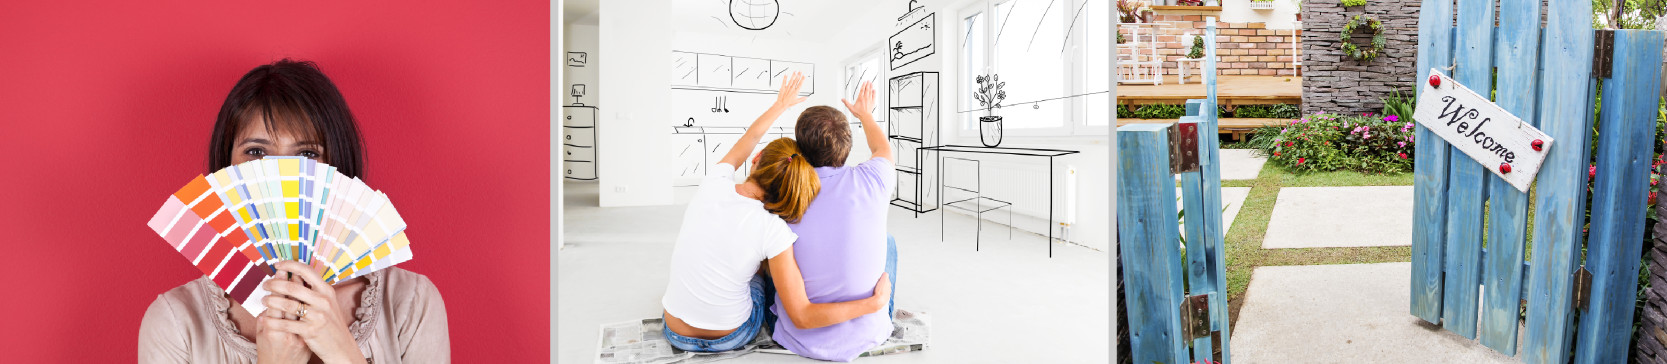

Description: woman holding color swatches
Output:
[138,59,451,363]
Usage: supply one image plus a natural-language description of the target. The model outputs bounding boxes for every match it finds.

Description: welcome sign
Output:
[1412,69,1553,192]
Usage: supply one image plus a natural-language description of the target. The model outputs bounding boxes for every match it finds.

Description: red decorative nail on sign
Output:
[1532,139,1544,151]
[1429,74,1441,88]
[1500,163,1512,174]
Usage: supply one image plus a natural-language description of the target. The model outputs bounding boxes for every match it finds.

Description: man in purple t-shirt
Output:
[768,81,899,362]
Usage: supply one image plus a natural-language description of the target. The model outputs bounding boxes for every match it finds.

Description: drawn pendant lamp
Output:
[975,73,1006,147]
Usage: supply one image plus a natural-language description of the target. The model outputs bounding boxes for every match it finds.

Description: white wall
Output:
[1218,0,1301,29]
[563,18,598,107]
[597,0,674,207]
[818,0,1112,251]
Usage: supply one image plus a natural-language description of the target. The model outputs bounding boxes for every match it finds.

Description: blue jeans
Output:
[885,234,898,319]
[663,274,777,352]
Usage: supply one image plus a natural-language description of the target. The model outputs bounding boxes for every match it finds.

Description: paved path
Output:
[1232,263,1519,363]
[1262,186,1414,249]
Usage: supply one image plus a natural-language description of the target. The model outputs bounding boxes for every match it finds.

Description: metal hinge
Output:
[1169,122,1200,174]
[1573,266,1594,309]
[1594,30,1615,79]
[1179,294,1212,341]
[1179,294,1222,361]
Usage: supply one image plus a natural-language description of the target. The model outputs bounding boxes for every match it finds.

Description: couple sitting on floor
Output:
[659,72,899,362]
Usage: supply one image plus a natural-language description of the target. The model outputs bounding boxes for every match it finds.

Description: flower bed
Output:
[1248,112,1416,174]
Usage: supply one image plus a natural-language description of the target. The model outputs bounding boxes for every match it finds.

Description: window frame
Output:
[955,0,1108,139]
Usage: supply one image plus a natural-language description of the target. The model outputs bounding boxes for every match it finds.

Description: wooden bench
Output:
[1115,118,1290,140]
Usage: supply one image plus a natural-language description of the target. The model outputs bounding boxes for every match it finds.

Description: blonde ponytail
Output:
[750,138,821,223]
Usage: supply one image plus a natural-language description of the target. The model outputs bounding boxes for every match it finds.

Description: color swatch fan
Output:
[148,157,413,314]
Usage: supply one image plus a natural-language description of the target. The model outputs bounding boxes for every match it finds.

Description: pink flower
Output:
[1274,151,1281,156]
[1298,157,1306,164]
[1398,152,1408,159]
[1591,165,1597,179]
[1398,141,1407,148]
[1385,115,1399,122]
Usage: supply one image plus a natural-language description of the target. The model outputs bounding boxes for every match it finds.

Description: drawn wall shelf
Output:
[563,105,598,180]
[888,71,941,216]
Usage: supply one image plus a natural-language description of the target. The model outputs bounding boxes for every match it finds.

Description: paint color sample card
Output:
[149,157,414,314]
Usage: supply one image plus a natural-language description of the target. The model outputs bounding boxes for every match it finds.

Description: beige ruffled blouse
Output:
[137,267,450,363]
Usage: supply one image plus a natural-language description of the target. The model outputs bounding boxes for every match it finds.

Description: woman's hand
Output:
[261,261,366,364]
[868,272,892,313]
[255,313,310,364]
[773,71,809,110]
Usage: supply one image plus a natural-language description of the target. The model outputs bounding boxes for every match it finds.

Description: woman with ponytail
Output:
[658,73,891,353]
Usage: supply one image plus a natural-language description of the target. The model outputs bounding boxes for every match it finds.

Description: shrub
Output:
[1226,104,1301,119]
[1251,112,1416,174]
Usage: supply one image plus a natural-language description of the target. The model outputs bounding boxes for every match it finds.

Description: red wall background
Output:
[0,1,549,361]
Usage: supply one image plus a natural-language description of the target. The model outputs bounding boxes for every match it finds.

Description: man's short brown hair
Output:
[794,105,851,168]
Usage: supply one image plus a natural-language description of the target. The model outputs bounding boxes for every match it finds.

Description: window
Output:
[843,49,886,121]
[960,0,1109,136]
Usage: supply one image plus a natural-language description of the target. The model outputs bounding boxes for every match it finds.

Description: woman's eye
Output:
[243,148,265,157]
[299,150,320,159]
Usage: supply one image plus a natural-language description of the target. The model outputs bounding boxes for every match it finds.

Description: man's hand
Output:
[774,72,809,110]
[841,81,877,122]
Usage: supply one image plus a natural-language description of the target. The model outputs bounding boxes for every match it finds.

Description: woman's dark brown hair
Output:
[208,59,366,178]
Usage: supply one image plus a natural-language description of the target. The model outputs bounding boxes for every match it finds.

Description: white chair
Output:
[1291,21,1302,76]
[1118,23,1166,85]
[939,157,1012,251]
[1176,32,1205,84]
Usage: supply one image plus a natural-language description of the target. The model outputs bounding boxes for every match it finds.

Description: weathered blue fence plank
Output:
[1571,29,1664,364]
[1440,0,1495,340]
[1411,0,1456,325]
[1203,19,1230,364]
[1478,0,1541,354]
[1117,123,1189,364]
[1522,0,1597,361]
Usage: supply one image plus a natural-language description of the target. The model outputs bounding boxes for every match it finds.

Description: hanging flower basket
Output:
[1340,14,1386,62]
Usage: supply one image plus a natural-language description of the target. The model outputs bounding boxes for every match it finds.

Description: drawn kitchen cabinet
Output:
[562,106,598,180]
[732,57,772,90]
[887,71,940,215]
[669,51,814,96]
[671,51,699,87]
[671,126,794,186]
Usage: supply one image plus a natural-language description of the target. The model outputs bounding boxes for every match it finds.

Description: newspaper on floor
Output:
[753,309,932,358]
[594,317,772,364]
[597,309,929,364]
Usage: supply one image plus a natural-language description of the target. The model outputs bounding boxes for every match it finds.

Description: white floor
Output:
[558,182,1109,363]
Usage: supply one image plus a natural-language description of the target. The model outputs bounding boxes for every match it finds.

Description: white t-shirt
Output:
[662,163,798,330]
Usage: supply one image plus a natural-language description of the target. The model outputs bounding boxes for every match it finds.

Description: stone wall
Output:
[1300,1,1421,115]
[1119,11,1301,77]
[1641,194,1667,363]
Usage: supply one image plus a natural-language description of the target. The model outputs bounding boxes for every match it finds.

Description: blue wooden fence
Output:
[1119,18,1229,364]
[1410,0,1664,362]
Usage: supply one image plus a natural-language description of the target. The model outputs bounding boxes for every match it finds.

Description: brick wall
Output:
[1300,1,1421,115]
[1118,12,1301,77]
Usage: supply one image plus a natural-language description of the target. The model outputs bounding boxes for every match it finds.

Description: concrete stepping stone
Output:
[1220,149,1268,180]
[1262,186,1413,249]
[1178,187,1252,241]
[1232,263,1518,363]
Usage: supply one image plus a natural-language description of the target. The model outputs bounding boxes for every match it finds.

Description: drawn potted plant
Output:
[1249,0,1276,10]
[974,73,1007,147]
